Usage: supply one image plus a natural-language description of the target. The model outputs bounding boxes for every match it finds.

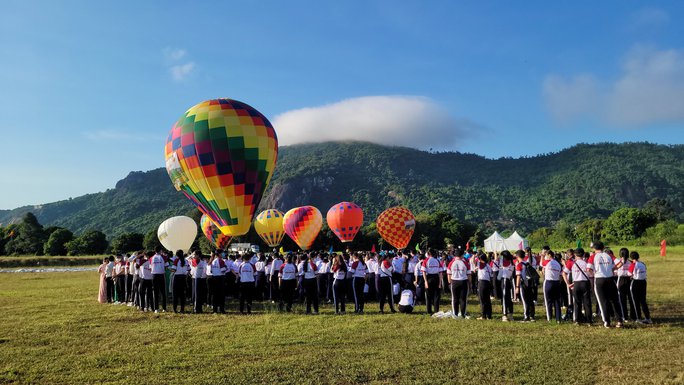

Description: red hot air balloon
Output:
[376,206,415,250]
[326,202,363,243]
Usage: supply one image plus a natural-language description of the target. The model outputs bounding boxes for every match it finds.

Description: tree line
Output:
[0,198,680,257]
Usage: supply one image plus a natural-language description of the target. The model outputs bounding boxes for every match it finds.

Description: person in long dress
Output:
[97,258,108,304]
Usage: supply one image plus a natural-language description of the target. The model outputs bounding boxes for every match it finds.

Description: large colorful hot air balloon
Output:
[158,216,198,253]
[283,206,322,250]
[326,202,363,243]
[376,207,415,250]
[200,214,232,250]
[164,99,278,237]
[254,209,286,248]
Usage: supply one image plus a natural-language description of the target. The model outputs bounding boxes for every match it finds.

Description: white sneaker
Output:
[464,314,471,320]
[127,303,133,307]
[154,310,159,314]
[502,315,509,322]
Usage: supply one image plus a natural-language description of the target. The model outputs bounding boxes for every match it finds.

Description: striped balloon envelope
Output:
[200,214,232,250]
[254,209,286,248]
[326,202,363,243]
[164,99,278,237]
[376,206,415,250]
[283,206,322,251]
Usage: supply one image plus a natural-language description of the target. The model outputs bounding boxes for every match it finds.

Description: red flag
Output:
[518,241,523,250]
[465,241,470,250]
[371,245,376,253]
[660,239,667,257]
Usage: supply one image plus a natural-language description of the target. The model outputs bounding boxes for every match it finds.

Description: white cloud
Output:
[170,62,195,81]
[631,7,669,28]
[543,46,684,127]
[163,48,194,81]
[272,96,481,149]
[164,48,186,61]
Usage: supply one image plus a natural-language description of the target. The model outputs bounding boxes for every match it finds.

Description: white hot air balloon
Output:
[157,216,198,253]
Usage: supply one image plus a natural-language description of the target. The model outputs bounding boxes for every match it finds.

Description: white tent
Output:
[505,231,529,251]
[484,231,507,252]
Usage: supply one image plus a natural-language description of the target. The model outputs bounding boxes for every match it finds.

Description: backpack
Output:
[522,262,539,288]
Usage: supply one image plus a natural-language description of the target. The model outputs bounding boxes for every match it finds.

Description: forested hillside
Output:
[0,141,682,237]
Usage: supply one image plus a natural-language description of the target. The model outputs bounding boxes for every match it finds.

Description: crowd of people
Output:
[97,241,652,327]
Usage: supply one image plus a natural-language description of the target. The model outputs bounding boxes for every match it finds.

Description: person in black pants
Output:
[171,250,188,313]
[616,248,637,321]
[422,249,443,315]
[562,248,591,324]
[590,242,624,328]
[299,254,319,315]
[192,253,208,313]
[629,252,651,323]
[332,254,348,314]
[476,254,493,320]
[377,254,396,313]
[515,250,536,322]
[317,256,330,303]
[413,254,426,305]
[447,249,469,318]
[278,254,297,312]
[105,256,114,303]
[238,254,256,314]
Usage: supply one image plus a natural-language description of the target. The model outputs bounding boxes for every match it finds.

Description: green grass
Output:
[0,248,683,384]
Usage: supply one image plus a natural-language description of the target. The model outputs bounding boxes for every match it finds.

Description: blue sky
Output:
[1,1,683,209]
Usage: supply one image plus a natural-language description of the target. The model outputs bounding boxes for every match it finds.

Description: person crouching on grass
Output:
[628,251,652,324]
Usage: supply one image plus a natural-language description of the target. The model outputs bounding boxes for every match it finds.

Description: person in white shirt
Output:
[588,241,624,328]
[297,254,319,314]
[105,256,115,303]
[562,248,592,324]
[421,249,442,315]
[270,254,284,304]
[278,254,298,312]
[331,253,349,314]
[616,248,637,322]
[541,252,563,323]
[398,289,415,313]
[317,255,332,303]
[365,253,379,302]
[137,252,154,312]
[378,253,396,313]
[628,251,651,324]
[150,247,168,313]
[350,253,367,314]
[170,250,189,313]
[128,252,140,308]
[236,253,257,314]
[476,253,493,320]
[447,249,470,318]
[208,251,227,314]
[254,253,267,301]
[191,252,208,313]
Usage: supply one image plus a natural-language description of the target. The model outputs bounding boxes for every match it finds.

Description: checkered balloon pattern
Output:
[254,209,285,248]
[376,206,415,250]
[164,99,278,237]
[200,214,232,250]
[283,206,322,251]
[326,202,363,243]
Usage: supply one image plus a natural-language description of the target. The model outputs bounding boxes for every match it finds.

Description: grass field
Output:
[1,248,683,384]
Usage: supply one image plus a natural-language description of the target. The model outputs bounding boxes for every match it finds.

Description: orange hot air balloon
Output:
[283,206,322,251]
[376,206,415,250]
[326,202,363,243]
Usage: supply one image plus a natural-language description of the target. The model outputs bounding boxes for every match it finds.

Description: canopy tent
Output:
[505,231,529,251]
[484,231,506,252]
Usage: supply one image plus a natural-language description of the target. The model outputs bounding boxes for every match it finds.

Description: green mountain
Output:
[1,141,682,237]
